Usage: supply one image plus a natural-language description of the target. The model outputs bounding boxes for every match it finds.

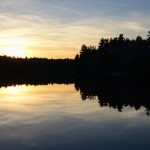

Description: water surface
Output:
[0,84,150,150]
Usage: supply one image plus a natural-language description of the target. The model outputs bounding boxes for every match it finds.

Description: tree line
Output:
[75,31,150,75]
[0,56,75,77]
[0,31,150,76]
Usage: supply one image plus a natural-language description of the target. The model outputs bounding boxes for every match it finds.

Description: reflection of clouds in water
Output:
[22,141,38,147]
[0,84,98,126]
[0,84,147,127]
[120,108,143,119]
[0,84,149,150]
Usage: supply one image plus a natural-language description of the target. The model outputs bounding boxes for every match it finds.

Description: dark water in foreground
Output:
[0,83,150,150]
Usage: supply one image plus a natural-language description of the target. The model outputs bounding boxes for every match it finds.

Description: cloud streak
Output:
[0,0,149,58]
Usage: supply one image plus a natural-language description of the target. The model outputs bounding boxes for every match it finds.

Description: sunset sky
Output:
[0,0,150,58]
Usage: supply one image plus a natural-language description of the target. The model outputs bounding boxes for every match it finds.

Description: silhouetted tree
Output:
[147,31,150,40]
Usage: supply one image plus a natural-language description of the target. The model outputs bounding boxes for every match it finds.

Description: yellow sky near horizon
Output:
[0,0,149,58]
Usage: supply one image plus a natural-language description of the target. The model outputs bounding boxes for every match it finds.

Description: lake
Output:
[0,83,150,150]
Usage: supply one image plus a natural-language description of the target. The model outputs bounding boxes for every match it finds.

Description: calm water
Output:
[0,84,150,150]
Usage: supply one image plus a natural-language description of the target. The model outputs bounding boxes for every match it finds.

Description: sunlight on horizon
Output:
[0,37,77,58]
[0,38,29,57]
[1,48,27,57]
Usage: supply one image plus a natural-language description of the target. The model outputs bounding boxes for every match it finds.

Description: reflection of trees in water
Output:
[0,73,76,88]
[0,74,150,116]
[75,76,150,116]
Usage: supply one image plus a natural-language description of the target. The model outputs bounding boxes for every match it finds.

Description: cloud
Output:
[0,0,149,58]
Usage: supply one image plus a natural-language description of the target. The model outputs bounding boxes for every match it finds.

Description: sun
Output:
[1,48,26,57]
[3,86,26,95]
[0,38,28,57]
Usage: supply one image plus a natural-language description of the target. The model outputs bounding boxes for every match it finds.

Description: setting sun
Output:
[0,38,28,57]
[1,48,26,57]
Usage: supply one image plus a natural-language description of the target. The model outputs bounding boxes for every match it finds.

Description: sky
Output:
[0,0,150,58]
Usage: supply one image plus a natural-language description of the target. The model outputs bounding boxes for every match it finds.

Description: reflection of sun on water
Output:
[0,84,75,104]
[0,86,28,103]
[3,86,26,95]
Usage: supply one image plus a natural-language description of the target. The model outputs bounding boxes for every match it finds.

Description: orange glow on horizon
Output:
[0,38,28,57]
[1,48,26,57]
[0,38,78,58]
